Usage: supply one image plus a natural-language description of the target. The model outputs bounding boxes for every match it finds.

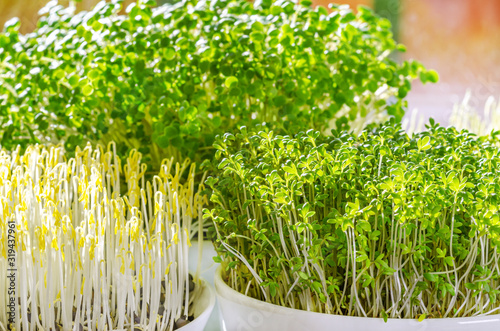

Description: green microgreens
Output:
[206,120,500,319]
[0,0,435,169]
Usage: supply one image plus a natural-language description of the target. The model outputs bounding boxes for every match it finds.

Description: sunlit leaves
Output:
[208,121,500,319]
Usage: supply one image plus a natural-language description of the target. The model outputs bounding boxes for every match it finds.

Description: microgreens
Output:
[0,0,435,169]
[206,121,500,319]
[0,143,207,330]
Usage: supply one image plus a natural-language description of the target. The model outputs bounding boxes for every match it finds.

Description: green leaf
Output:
[92,20,103,31]
[179,106,198,122]
[82,85,93,96]
[165,47,176,60]
[38,121,49,131]
[224,76,238,88]
[250,31,265,42]
[283,165,297,175]
[305,211,316,218]
[356,255,368,262]
[68,75,80,88]
[424,273,437,282]
[269,283,277,297]
[381,310,388,322]
[157,135,170,148]
[273,95,286,107]
[88,70,100,81]
[444,256,454,267]
[426,70,439,83]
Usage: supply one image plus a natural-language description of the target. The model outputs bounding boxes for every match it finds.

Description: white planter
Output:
[188,240,221,331]
[215,267,500,331]
[178,278,216,331]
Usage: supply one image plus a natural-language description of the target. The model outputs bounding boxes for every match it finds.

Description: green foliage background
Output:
[207,122,500,318]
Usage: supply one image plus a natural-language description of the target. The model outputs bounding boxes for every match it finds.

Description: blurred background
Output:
[1,0,499,127]
[317,0,500,126]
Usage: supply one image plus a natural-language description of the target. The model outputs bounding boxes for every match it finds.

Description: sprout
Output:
[207,122,500,319]
[0,143,207,330]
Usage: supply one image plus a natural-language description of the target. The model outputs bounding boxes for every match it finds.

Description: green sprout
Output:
[0,0,435,170]
[206,121,500,319]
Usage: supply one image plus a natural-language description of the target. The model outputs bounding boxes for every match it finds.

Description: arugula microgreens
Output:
[0,0,435,169]
[206,120,500,320]
[0,143,207,330]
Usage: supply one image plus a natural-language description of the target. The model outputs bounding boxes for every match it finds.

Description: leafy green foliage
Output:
[206,121,500,318]
[0,0,433,168]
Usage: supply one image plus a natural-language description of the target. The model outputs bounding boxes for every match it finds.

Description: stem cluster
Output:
[0,143,207,330]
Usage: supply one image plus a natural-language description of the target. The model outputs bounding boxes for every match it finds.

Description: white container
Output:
[215,267,500,331]
[178,278,216,331]
[188,240,221,331]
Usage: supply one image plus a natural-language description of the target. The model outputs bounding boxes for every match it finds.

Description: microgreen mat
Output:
[206,121,500,320]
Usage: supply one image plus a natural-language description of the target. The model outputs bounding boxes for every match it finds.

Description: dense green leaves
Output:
[207,122,500,319]
[0,0,432,169]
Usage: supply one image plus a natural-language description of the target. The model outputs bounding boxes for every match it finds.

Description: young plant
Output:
[0,143,207,330]
[206,122,500,320]
[0,0,435,169]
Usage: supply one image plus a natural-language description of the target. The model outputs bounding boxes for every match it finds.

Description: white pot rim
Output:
[214,266,500,326]
[177,277,216,331]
